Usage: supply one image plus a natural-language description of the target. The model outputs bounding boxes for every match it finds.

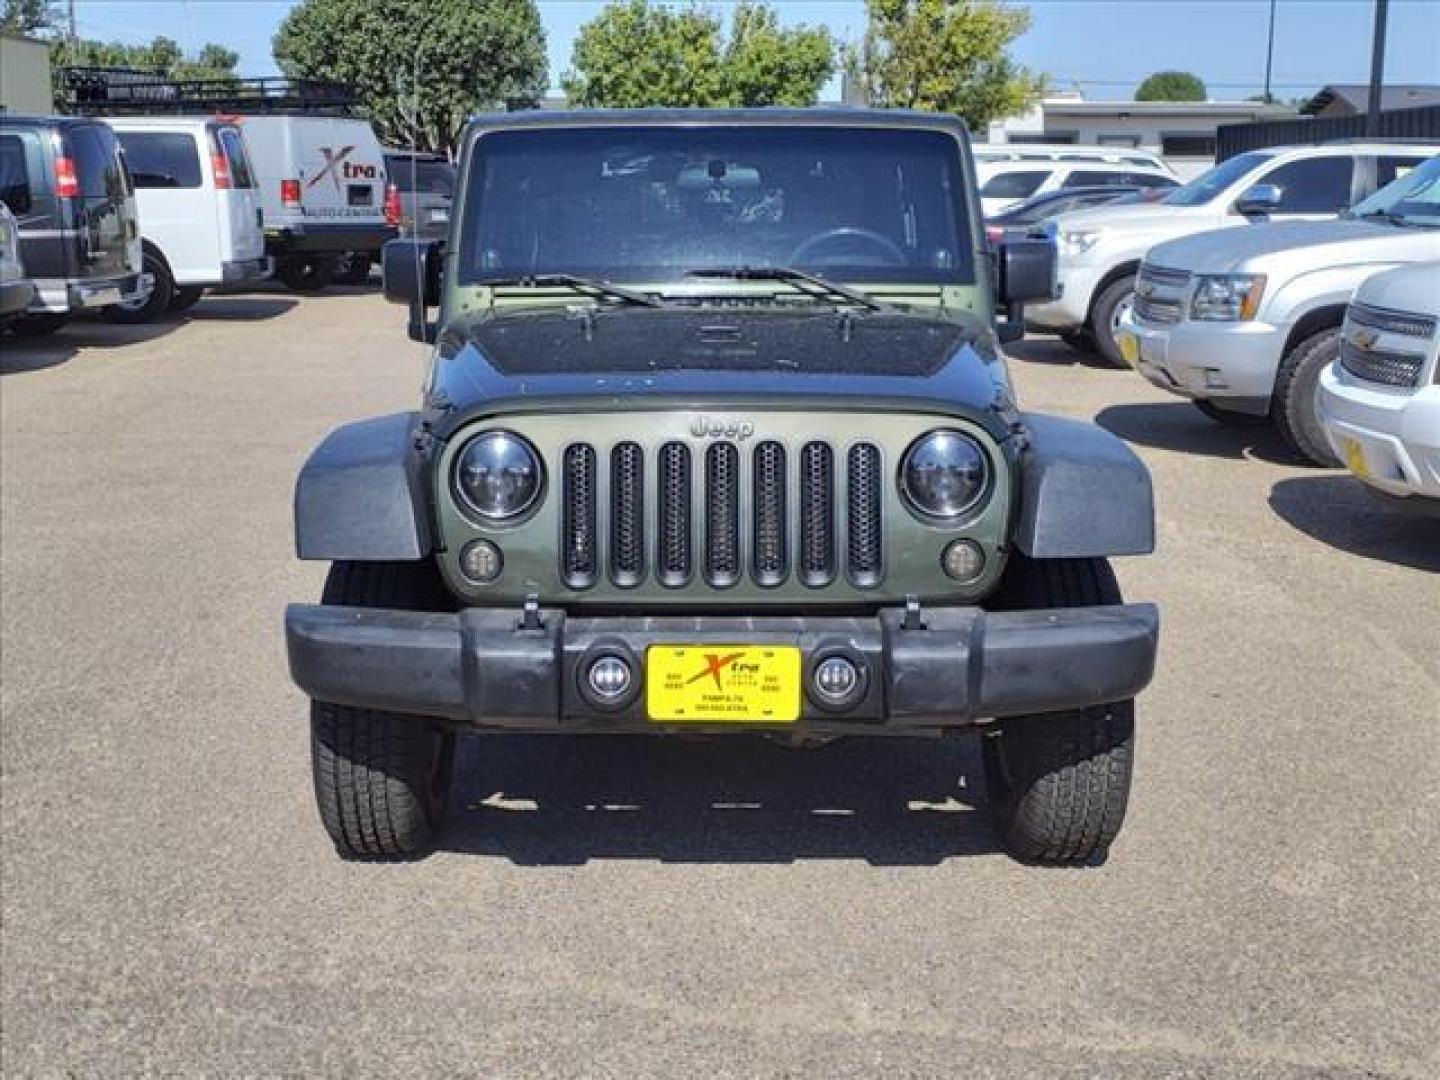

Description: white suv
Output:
[1318,262,1440,514]
[978,160,1178,216]
[106,118,269,321]
[1118,155,1440,464]
[1027,141,1438,365]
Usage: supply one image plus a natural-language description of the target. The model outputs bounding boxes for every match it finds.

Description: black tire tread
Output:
[1088,275,1136,368]
[983,555,1135,864]
[309,560,455,860]
[108,249,173,324]
[1272,327,1342,466]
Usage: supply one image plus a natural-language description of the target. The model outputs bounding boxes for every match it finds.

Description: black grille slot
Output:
[705,443,741,587]
[847,443,882,586]
[561,444,597,588]
[752,441,787,586]
[1339,339,1425,388]
[610,442,644,586]
[657,442,692,586]
[799,442,835,586]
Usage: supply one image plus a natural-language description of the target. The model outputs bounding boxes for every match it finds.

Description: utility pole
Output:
[67,0,77,41]
[1262,0,1277,104]
[1366,0,1389,136]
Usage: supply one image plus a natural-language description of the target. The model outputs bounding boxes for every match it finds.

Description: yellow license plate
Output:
[1343,437,1371,479]
[1117,330,1140,368]
[646,645,802,723]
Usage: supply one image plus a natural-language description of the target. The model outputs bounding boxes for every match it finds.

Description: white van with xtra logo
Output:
[230,114,394,291]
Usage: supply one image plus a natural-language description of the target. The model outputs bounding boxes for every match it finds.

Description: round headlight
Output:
[901,430,989,519]
[454,431,542,521]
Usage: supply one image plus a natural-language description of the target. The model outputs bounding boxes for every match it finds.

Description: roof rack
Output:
[61,68,359,116]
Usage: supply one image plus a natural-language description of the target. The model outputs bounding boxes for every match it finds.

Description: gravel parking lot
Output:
[3,290,1437,1077]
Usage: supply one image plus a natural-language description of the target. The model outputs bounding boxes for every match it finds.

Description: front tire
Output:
[108,249,174,324]
[983,555,1136,865]
[1088,275,1137,368]
[1272,327,1342,466]
[310,560,457,860]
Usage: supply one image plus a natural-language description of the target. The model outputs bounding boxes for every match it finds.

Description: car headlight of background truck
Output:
[1190,274,1267,322]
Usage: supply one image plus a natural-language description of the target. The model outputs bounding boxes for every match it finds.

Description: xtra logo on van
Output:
[308,146,379,190]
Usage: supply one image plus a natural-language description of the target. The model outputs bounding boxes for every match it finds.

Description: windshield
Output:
[1163,151,1276,207]
[1348,154,1440,226]
[459,126,974,286]
[389,157,454,196]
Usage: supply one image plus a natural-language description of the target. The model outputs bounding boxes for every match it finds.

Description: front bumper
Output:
[1122,311,1284,415]
[1318,363,1440,507]
[285,603,1160,734]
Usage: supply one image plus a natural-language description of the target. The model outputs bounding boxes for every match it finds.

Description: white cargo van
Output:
[232,114,394,291]
[106,117,268,321]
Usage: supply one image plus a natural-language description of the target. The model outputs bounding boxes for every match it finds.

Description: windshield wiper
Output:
[477,273,664,308]
[686,266,891,312]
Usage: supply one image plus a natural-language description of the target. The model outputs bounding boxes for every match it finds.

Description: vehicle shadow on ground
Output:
[187,296,297,321]
[1269,476,1440,572]
[1096,401,1302,466]
[1,318,179,375]
[1007,335,1120,369]
[439,733,998,865]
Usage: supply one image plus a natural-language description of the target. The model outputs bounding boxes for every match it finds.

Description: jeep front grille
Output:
[1339,338,1426,389]
[560,438,880,590]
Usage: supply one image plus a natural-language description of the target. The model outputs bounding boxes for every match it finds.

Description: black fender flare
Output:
[294,412,432,561]
[1013,412,1155,559]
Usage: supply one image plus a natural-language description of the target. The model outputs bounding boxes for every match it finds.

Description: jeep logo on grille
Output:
[691,417,755,440]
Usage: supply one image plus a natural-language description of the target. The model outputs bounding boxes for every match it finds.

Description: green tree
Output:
[847,0,1044,130]
[274,0,547,156]
[723,1,834,107]
[1,0,56,35]
[562,0,835,109]
[1135,71,1206,102]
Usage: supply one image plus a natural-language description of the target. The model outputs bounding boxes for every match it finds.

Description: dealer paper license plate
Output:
[646,645,802,723]
[1116,330,1140,368]
[1343,437,1371,479]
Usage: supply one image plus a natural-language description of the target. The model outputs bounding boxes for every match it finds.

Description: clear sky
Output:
[66,0,1440,103]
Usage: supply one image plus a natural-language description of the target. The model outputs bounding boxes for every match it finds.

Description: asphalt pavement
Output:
[2,290,1437,1077]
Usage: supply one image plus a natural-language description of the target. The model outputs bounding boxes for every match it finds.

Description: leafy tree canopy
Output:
[847,0,1045,130]
[1,0,54,35]
[1135,70,1207,102]
[274,0,547,156]
[563,0,835,109]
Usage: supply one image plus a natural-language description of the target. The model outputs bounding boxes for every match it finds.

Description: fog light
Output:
[459,539,503,583]
[814,656,859,704]
[586,655,633,701]
[941,539,985,582]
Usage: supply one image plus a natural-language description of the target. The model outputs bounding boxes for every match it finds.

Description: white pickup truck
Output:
[1318,261,1440,515]
[1027,142,1437,366]
[1117,155,1440,464]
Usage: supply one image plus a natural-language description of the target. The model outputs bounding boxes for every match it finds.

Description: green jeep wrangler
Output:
[285,110,1159,865]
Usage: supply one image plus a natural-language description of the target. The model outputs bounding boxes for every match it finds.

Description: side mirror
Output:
[1234,183,1282,220]
[382,239,443,343]
[996,238,1057,342]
